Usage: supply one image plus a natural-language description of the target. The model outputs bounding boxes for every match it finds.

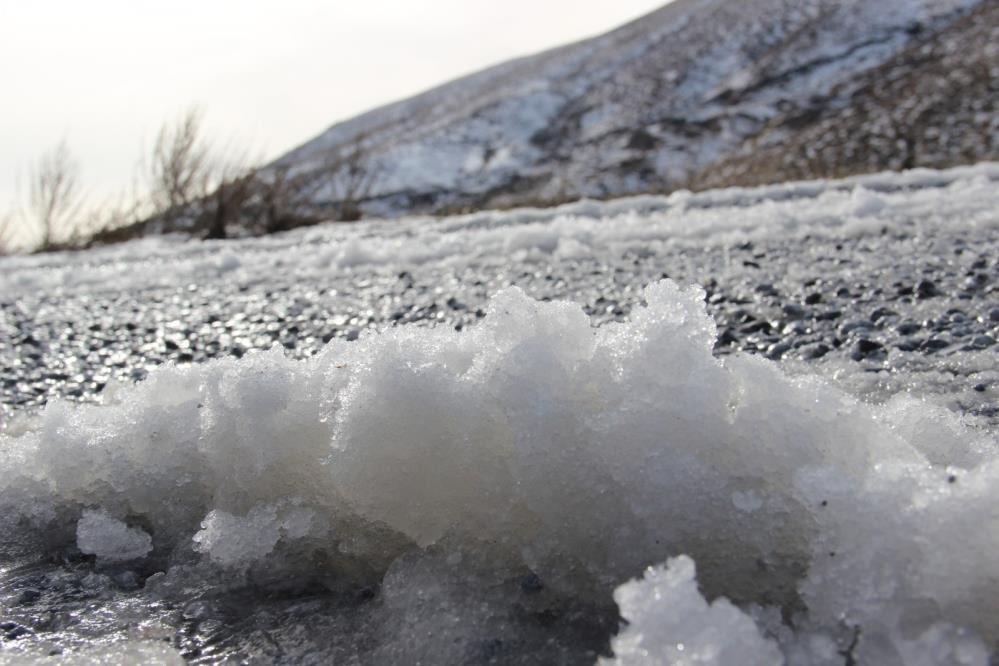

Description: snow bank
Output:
[2,162,996,297]
[1,281,997,663]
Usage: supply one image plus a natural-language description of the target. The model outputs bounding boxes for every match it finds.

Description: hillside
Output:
[691,0,999,188]
[273,0,992,219]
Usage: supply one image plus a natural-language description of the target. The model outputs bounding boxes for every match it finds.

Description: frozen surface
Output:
[0,164,997,663]
[605,556,782,666]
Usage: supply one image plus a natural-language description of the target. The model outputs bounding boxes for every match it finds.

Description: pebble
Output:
[916,279,940,299]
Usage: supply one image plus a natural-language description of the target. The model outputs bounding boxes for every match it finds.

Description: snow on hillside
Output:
[271,0,984,218]
[1,165,998,663]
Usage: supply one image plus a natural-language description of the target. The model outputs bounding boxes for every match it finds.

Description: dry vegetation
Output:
[2,107,379,255]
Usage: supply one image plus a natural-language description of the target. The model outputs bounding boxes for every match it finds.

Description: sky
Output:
[0,0,667,214]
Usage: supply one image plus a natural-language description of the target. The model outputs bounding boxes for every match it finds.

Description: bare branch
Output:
[258,163,330,233]
[148,106,213,225]
[27,140,85,249]
[203,157,258,240]
[0,208,17,255]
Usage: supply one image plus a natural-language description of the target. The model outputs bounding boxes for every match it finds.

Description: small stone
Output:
[964,274,988,290]
[803,343,831,360]
[0,622,30,640]
[767,342,792,360]
[839,320,873,335]
[916,280,940,299]
[781,303,806,319]
[971,335,995,349]
[852,339,885,361]
[716,328,739,347]
[870,307,897,323]
[921,338,951,352]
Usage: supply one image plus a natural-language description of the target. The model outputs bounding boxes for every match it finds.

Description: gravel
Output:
[3,214,997,428]
[0,167,997,662]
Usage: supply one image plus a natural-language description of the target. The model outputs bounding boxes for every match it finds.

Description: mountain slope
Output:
[273,0,991,219]
[691,0,999,188]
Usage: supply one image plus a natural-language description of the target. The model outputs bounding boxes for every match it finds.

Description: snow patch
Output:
[605,556,782,666]
[2,279,997,661]
[76,510,153,562]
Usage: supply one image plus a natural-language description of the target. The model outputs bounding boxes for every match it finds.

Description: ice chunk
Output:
[605,555,782,665]
[192,502,316,567]
[76,510,153,562]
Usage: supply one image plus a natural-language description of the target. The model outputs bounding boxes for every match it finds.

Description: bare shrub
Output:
[147,107,214,228]
[27,140,86,249]
[203,160,258,240]
[145,106,261,239]
[0,208,16,255]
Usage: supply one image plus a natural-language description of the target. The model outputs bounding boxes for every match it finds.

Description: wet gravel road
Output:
[2,190,997,429]
[0,166,998,663]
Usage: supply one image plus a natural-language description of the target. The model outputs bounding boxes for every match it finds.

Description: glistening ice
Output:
[1,279,996,664]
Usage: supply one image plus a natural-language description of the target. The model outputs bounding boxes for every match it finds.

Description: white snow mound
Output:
[1,280,997,663]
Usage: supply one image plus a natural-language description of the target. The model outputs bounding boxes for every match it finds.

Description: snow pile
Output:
[2,162,996,298]
[1,281,997,663]
[605,556,782,665]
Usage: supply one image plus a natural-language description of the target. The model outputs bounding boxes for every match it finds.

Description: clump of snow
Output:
[76,510,153,562]
[849,186,887,217]
[1,279,998,662]
[193,502,316,567]
[605,556,782,666]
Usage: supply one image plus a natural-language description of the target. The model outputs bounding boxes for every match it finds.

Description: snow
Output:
[1,163,998,662]
[3,162,996,298]
[2,276,998,661]
[76,510,153,562]
[605,556,783,666]
[272,0,985,213]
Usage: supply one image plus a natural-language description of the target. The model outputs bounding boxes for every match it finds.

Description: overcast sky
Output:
[0,0,666,211]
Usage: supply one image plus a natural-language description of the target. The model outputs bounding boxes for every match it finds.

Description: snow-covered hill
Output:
[694,0,999,188]
[274,0,990,219]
